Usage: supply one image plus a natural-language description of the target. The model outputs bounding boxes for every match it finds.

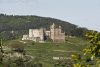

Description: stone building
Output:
[22,28,44,42]
[50,23,65,42]
[22,23,65,43]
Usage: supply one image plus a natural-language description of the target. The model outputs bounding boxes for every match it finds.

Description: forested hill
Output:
[0,14,88,38]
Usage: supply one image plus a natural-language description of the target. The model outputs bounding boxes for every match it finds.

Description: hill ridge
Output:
[0,14,88,39]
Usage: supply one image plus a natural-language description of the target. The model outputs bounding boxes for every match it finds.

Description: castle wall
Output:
[39,28,44,41]
[32,29,40,37]
[50,24,65,43]
[22,23,65,43]
[22,35,29,40]
[45,31,50,37]
[54,29,65,42]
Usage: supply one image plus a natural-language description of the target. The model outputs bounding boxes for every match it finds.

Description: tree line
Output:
[0,13,88,40]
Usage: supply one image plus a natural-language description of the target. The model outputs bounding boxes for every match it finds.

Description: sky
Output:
[0,0,100,31]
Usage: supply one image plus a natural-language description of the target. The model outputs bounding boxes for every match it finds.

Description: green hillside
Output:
[0,14,90,67]
[0,14,88,40]
[2,37,90,67]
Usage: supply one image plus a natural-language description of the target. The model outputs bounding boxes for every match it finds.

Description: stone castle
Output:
[22,23,65,43]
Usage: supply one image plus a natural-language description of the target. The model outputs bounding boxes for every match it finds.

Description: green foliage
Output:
[72,30,100,67]
[2,37,89,67]
[0,13,88,39]
[84,31,100,57]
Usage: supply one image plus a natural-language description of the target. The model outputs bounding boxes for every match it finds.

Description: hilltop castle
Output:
[22,23,65,43]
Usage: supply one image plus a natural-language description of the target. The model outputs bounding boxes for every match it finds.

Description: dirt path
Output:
[53,50,80,52]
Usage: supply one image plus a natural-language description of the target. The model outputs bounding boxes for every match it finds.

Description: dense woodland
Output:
[0,14,88,40]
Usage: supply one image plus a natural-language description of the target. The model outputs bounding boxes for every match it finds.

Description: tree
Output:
[71,30,100,67]
[0,39,4,64]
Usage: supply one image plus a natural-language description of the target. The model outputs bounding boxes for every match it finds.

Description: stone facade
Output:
[22,23,65,43]
[50,23,65,42]
[22,28,44,42]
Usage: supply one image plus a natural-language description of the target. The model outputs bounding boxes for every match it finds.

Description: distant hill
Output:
[0,14,88,40]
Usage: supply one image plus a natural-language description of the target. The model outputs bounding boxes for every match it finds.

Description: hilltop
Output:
[0,14,88,40]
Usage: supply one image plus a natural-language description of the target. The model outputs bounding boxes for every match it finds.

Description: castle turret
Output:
[29,29,33,38]
[50,23,55,42]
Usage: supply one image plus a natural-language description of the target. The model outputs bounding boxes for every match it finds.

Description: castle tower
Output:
[39,28,44,41]
[50,23,65,43]
[50,23,55,42]
[59,26,62,33]
[29,29,35,40]
[29,29,33,38]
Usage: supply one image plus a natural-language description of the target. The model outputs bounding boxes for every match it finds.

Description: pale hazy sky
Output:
[0,0,100,31]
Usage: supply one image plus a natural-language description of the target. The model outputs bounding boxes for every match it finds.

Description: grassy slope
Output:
[3,37,90,67]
